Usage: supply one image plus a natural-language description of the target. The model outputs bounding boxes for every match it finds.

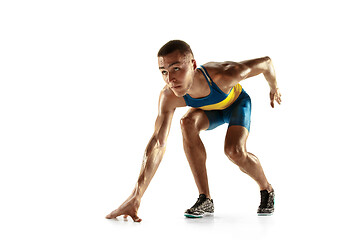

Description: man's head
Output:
[157,40,194,58]
[158,40,197,97]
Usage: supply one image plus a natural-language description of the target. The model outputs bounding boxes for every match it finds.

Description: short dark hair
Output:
[157,40,194,58]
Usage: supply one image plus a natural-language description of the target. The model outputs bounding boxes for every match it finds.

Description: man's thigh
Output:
[226,90,251,132]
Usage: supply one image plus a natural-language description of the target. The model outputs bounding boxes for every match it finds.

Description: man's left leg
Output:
[224,125,272,191]
[224,125,275,215]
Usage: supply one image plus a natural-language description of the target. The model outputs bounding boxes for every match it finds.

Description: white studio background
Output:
[1,0,359,239]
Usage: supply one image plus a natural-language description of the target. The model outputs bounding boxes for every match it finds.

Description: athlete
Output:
[106,40,281,222]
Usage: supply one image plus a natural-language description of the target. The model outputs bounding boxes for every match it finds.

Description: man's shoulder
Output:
[159,86,186,109]
[202,61,239,75]
[160,86,174,97]
[202,61,240,88]
[160,86,176,102]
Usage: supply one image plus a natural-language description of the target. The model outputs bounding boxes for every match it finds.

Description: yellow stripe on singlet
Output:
[198,84,243,111]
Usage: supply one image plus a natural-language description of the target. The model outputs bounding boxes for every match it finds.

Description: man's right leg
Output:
[180,108,210,199]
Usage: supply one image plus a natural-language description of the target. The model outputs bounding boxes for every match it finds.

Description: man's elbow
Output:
[264,56,273,67]
[145,135,167,158]
[154,133,168,148]
[264,56,271,62]
[260,56,273,73]
[156,137,167,148]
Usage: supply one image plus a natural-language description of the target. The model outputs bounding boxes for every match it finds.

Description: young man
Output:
[106,40,281,222]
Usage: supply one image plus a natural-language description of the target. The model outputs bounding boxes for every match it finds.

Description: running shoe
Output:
[257,189,275,216]
[184,194,214,218]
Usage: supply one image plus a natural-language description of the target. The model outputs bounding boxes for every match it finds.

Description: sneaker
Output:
[184,194,214,218]
[257,189,275,216]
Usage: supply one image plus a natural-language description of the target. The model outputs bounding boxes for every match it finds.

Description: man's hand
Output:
[106,195,142,222]
[270,88,281,108]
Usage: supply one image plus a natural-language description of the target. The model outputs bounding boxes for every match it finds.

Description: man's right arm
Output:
[133,101,175,201]
[106,87,183,222]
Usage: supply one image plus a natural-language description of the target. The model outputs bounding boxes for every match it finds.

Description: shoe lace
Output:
[191,195,206,209]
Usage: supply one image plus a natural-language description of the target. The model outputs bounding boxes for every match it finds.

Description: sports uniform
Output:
[183,65,251,131]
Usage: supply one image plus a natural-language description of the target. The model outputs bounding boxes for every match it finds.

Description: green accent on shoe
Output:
[257,212,273,216]
[184,214,203,218]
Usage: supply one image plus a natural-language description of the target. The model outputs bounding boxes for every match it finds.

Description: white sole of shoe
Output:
[184,212,214,218]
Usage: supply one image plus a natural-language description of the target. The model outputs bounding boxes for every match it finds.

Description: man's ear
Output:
[192,59,197,70]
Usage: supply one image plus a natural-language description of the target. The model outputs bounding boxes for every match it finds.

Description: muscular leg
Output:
[224,125,273,192]
[180,108,211,198]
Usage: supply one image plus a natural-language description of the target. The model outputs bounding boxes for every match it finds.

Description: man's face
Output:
[158,50,196,97]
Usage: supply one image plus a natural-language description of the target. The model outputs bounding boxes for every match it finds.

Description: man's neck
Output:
[186,69,210,98]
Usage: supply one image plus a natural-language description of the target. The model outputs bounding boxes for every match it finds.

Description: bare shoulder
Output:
[159,86,186,113]
[202,61,244,89]
[203,61,245,77]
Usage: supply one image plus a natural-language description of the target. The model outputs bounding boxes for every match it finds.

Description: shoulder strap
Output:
[199,65,229,95]
[198,65,212,86]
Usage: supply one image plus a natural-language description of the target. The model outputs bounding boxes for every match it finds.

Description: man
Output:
[106,40,281,222]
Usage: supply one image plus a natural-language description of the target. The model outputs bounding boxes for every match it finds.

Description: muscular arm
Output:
[134,104,174,199]
[221,57,276,88]
[106,88,182,222]
[220,57,281,108]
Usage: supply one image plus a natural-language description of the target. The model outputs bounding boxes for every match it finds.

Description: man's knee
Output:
[181,109,209,135]
[180,116,197,132]
[224,145,248,166]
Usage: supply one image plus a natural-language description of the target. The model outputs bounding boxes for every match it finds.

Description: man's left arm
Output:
[223,57,281,108]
